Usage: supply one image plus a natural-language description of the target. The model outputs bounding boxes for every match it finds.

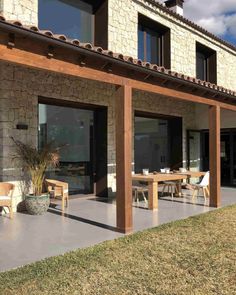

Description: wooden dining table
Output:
[132,171,206,210]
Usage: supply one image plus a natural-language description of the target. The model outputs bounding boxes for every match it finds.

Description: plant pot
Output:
[25,194,50,215]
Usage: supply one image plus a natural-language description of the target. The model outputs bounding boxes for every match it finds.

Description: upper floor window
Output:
[196,42,217,84]
[39,0,108,47]
[138,14,171,68]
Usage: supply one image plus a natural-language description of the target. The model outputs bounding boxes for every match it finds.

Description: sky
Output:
[160,0,236,46]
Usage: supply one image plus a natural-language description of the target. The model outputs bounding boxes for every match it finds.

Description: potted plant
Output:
[12,139,59,215]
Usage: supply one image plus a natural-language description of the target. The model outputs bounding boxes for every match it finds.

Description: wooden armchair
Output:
[0,182,15,219]
[45,179,69,212]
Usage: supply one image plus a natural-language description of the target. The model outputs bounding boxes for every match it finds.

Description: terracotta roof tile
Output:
[54,34,67,41]
[71,39,80,46]
[0,13,235,99]
[24,25,39,32]
[40,30,54,37]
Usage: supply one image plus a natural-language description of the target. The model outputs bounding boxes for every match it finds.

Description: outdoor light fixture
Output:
[16,123,28,130]
[80,121,84,129]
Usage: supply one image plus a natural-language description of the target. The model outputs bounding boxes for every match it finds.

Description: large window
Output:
[39,0,108,47]
[196,42,217,84]
[138,14,171,68]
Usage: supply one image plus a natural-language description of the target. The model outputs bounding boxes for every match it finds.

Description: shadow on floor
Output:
[159,197,208,207]
[47,208,119,233]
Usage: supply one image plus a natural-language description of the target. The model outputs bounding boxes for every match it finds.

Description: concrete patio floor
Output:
[0,187,235,272]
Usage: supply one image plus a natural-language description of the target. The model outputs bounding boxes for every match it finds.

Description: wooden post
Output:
[115,85,133,233]
[209,105,221,207]
[148,182,158,210]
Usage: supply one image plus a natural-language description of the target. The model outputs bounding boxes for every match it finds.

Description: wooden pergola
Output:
[1,19,236,233]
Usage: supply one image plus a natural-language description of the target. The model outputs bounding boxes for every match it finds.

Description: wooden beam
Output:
[1,43,236,111]
[209,105,221,207]
[127,79,236,112]
[115,85,133,233]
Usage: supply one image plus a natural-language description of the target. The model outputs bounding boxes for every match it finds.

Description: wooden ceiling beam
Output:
[1,42,236,112]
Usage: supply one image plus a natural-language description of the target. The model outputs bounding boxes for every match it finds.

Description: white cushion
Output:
[0,196,11,200]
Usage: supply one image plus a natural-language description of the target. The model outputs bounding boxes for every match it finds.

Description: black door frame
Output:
[38,96,108,196]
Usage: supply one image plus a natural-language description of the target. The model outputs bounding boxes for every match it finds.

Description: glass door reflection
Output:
[39,103,94,194]
[134,116,169,173]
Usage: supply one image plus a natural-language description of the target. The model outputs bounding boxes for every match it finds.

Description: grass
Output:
[0,206,236,295]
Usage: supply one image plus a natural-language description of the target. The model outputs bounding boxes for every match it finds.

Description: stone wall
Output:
[0,62,116,210]
[0,0,235,90]
[0,0,37,25]
[195,105,236,130]
[0,62,196,211]
[108,0,236,91]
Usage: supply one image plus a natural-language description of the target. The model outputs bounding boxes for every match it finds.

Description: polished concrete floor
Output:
[0,187,235,272]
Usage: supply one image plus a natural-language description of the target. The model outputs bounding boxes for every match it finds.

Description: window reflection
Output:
[138,25,144,61]
[138,24,161,64]
[39,0,94,43]
[39,103,94,194]
[134,116,169,173]
[196,51,206,81]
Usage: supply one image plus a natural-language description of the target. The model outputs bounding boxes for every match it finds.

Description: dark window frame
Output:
[196,42,217,84]
[138,14,171,68]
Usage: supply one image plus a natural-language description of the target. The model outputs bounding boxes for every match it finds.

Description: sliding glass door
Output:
[134,116,169,173]
[187,130,202,171]
[38,103,94,194]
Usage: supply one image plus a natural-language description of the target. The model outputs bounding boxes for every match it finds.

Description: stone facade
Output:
[1,0,235,90]
[108,0,236,91]
[0,62,196,210]
[0,0,37,25]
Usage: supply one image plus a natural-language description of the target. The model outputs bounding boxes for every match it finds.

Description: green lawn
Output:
[0,206,236,295]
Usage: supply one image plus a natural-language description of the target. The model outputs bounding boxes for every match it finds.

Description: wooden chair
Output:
[132,181,148,205]
[0,182,15,219]
[162,181,178,200]
[191,171,210,203]
[45,179,69,212]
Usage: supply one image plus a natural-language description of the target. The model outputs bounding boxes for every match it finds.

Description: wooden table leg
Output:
[176,181,182,197]
[62,194,65,213]
[148,181,158,210]
[174,179,186,197]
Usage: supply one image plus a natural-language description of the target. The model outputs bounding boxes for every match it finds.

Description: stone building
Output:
[0,0,236,232]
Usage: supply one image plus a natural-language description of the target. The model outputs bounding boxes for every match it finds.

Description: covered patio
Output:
[0,187,235,272]
[1,18,236,235]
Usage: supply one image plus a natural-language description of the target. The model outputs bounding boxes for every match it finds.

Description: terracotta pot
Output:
[25,194,50,215]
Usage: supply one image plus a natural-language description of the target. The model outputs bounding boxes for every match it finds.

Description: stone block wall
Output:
[0,62,116,210]
[0,0,37,25]
[0,62,196,211]
[0,0,235,90]
[108,0,236,91]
